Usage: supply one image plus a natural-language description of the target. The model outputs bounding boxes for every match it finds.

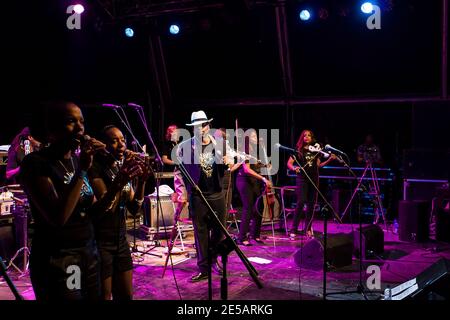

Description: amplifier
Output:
[142,195,189,228]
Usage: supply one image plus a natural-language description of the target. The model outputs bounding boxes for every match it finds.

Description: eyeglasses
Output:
[201,122,210,128]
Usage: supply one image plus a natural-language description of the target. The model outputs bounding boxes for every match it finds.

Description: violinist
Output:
[236,129,271,246]
[286,130,336,239]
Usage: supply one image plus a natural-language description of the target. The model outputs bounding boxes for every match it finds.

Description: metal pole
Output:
[442,0,448,99]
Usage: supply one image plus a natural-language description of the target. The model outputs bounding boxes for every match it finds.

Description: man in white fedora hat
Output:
[177,110,229,282]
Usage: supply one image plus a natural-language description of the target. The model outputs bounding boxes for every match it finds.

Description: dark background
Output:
[2,1,449,195]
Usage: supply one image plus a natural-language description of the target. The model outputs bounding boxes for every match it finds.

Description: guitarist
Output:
[236,129,272,246]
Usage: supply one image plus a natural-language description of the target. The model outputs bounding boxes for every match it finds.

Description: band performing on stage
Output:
[0,101,386,300]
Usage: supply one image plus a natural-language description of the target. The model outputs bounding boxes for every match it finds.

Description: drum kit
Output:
[0,184,30,276]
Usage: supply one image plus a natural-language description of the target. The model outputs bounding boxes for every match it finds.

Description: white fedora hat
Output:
[186,110,213,126]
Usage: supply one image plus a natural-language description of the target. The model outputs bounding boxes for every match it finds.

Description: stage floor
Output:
[1,220,450,300]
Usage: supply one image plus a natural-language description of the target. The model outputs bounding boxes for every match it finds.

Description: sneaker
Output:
[191,272,208,282]
[212,262,223,275]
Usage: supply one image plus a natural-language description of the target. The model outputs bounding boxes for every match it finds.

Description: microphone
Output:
[308,145,330,158]
[81,135,116,161]
[274,143,297,154]
[101,103,121,110]
[324,144,346,156]
[127,103,143,109]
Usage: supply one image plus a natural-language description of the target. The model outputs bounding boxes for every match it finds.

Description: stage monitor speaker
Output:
[436,209,450,243]
[142,195,188,228]
[399,200,430,242]
[294,233,353,270]
[388,258,450,300]
[353,224,384,259]
[0,224,16,261]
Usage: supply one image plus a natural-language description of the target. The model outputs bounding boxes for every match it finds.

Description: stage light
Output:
[361,2,374,14]
[169,24,180,35]
[299,10,311,21]
[125,27,134,38]
[73,4,85,14]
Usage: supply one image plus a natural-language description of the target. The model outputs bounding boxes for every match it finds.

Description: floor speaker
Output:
[294,233,353,270]
[142,195,188,228]
[353,224,384,259]
[0,223,16,260]
[399,200,430,242]
[389,259,450,300]
[436,209,450,243]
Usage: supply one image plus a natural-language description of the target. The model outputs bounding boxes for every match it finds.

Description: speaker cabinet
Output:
[142,195,188,228]
[389,259,450,300]
[0,223,16,260]
[436,209,450,243]
[294,233,353,270]
[353,224,384,259]
[399,200,430,242]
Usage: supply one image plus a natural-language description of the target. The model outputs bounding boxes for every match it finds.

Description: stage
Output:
[2,219,449,301]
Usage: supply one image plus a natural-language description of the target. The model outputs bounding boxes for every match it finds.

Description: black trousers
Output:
[190,192,226,273]
[29,238,101,301]
[290,176,318,234]
[236,176,263,241]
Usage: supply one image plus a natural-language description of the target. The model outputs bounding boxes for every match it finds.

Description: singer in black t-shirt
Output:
[20,101,108,300]
[89,125,150,300]
[286,130,336,239]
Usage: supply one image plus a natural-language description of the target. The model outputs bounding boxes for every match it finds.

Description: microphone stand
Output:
[176,146,262,300]
[324,154,371,300]
[112,105,162,258]
[0,256,23,300]
[125,103,166,258]
[289,152,342,301]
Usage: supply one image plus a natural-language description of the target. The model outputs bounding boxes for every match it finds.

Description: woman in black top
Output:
[236,130,272,246]
[89,125,150,300]
[20,101,108,300]
[287,130,335,239]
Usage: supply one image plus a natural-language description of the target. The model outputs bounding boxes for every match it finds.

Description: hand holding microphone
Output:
[124,150,153,181]
[79,135,109,171]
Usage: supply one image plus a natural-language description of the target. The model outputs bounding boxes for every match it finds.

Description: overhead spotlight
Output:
[361,2,374,14]
[124,27,134,38]
[73,4,85,14]
[299,10,311,21]
[169,24,180,35]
